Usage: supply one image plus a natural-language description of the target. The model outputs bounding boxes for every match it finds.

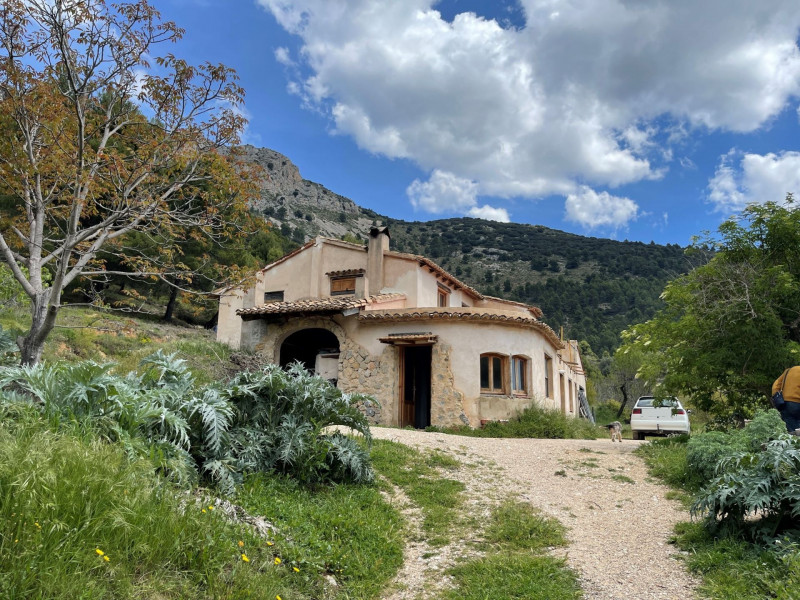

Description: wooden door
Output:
[400,346,432,428]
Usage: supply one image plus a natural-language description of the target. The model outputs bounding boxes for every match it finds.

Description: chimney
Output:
[367,226,390,294]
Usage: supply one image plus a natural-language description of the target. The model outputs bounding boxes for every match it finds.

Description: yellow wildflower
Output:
[103,556,110,562]
[274,557,281,565]
[266,541,274,546]
[95,549,105,556]
[276,596,282,600]
[202,509,207,514]
[293,566,300,573]
[34,522,40,529]
[238,540,244,548]
[241,553,250,562]
[208,505,214,511]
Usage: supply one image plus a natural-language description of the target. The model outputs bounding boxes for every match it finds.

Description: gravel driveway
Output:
[371,428,699,600]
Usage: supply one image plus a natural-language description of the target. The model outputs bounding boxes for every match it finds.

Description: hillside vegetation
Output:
[388,218,694,354]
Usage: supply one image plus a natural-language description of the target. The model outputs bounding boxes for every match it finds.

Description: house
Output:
[217,226,587,428]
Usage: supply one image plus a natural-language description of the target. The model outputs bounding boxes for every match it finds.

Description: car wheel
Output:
[632,431,644,441]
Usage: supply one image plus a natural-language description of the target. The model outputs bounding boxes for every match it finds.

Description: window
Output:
[480,353,506,394]
[544,354,553,398]
[512,356,528,395]
[264,290,284,303]
[437,284,450,307]
[330,276,356,295]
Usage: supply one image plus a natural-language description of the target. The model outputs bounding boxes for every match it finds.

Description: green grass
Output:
[2,305,236,385]
[611,474,635,484]
[637,436,800,599]
[428,404,601,439]
[370,440,466,547]
[672,522,798,600]
[443,501,580,600]
[484,500,568,551]
[237,474,404,599]
[0,411,289,599]
[635,435,701,491]
[0,410,405,599]
[443,554,582,600]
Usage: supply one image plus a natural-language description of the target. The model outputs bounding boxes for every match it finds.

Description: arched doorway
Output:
[279,328,340,381]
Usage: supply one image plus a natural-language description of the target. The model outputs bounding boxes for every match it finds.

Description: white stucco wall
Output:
[345,318,586,426]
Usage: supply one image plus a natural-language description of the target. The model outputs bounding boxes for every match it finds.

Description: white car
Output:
[630,396,690,440]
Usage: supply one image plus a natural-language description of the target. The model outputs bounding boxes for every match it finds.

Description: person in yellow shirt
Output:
[772,367,800,434]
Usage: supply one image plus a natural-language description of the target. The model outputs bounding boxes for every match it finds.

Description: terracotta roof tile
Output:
[237,293,405,318]
[378,332,438,344]
[358,307,563,348]
[326,268,366,277]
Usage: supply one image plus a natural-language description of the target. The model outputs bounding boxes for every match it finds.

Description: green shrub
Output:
[0,354,376,490]
[686,410,788,482]
[429,404,599,439]
[221,362,375,487]
[692,435,800,541]
[686,430,745,482]
[741,409,788,451]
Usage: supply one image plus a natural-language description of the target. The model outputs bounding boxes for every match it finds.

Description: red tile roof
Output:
[378,332,438,344]
[237,293,405,318]
[325,268,366,277]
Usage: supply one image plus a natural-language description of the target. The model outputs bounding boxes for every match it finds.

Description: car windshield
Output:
[636,397,679,408]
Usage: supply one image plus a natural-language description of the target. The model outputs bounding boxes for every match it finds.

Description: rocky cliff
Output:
[239,145,378,241]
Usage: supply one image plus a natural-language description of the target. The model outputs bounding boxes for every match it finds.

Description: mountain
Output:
[241,144,696,355]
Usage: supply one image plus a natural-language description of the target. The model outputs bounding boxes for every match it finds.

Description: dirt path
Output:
[371,428,699,600]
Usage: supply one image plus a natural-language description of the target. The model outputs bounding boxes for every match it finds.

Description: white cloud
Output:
[468,205,511,222]
[407,170,478,213]
[564,186,639,230]
[274,46,294,66]
[707,150,800,212]
[406,170,511,221]
[259,0,800,216]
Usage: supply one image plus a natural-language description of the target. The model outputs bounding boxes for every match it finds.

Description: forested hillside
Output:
[387,219,695,354]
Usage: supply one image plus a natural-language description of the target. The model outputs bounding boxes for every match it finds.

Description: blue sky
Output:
[160,0,800,245]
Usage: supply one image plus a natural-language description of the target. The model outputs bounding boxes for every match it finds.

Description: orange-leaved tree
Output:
[0,0,254,364]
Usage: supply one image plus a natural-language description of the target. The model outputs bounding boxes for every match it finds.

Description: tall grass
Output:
[429,404,600,439]
[238,474,405,599]
[0,409,291,599]
[0,305,234,385]
[0,409,407,599]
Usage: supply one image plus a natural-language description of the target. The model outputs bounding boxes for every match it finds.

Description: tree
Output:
[621,198,800,417]
[0,0,249,363]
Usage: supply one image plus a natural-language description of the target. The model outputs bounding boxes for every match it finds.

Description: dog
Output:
[607,421,622,442]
